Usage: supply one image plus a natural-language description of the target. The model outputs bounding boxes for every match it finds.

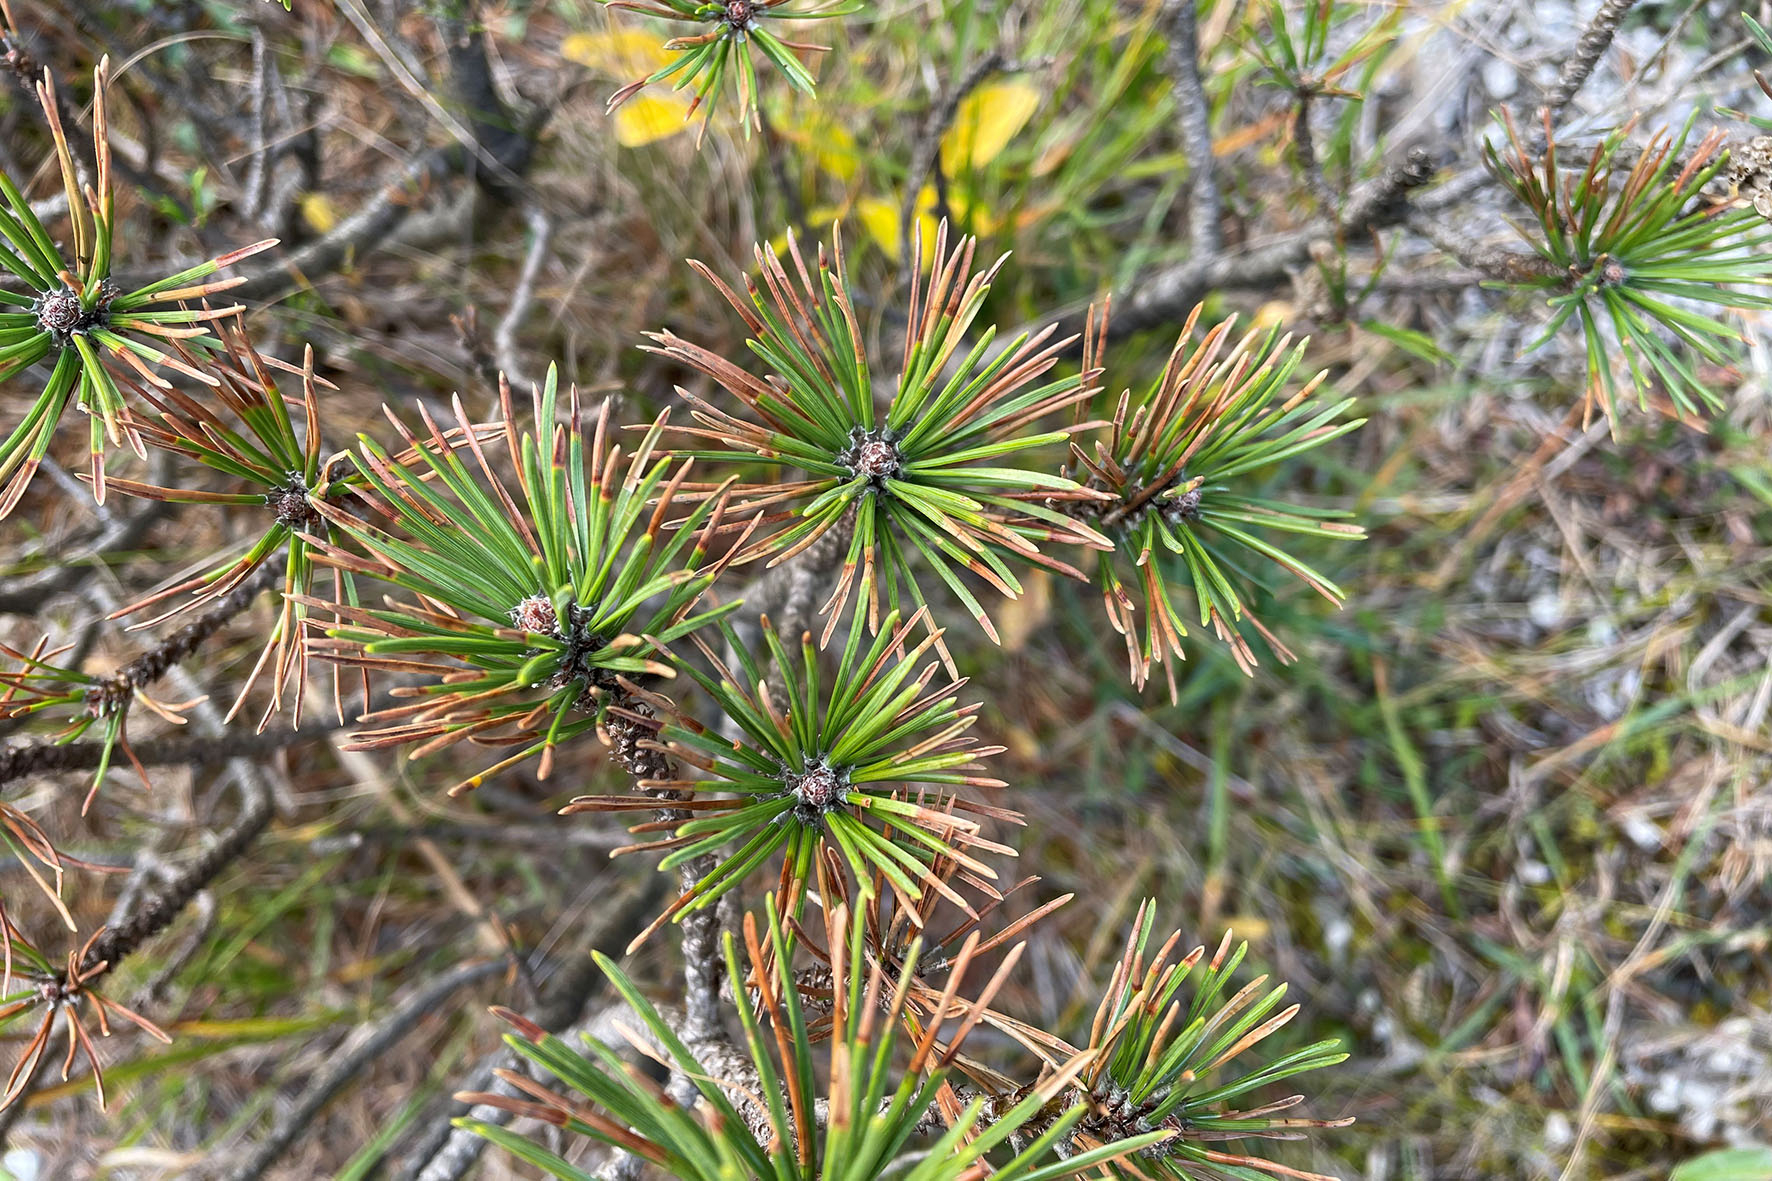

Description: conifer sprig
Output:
[0,59,274,516]
[0,803,70,927]
[822,857,1074,1086]
[0,636,205,813]
[1049,904,1351,1181]
[564,608,1018,948]
[457,897,1169,1180]
[0,910,171,1113]
[1069,304,1364,690]
[305,366,745,795]
[1485,112,1772,426]
[602,0,856,140]
[650,224,1109,652]
[1247,0,1397,101]
[103,324,343,729]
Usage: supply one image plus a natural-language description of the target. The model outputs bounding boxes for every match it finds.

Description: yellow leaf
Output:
[947,185,999,237]
[1220,915,1272,941]
[942,81,1040,170]
[856,194,941,265]
[562,29,671,75]
[1252,300,1293,331]
[773,109,860,182]
[613,94,692,148]
[855,196,899,257]
[857,186,1006,262]
[299,192,338,234]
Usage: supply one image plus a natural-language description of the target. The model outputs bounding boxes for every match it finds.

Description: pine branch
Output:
[80,559,284,717]
[78,766,270,975]
[1403,209,1565,283]
[1161,0,1220,255]
[1541,0,1640,126]
[34,549,291,994]
[1056,147,1437,340]
[1,723,326,790]
[600,696,727,1067]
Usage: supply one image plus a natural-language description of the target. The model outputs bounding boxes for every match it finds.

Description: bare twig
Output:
[1292,94,1337,215]
[79,768,271,976]
[1054,146,1437,340]
[232,145,459,302]
[0,723,333,791]
[234,11,548,302]
[241,29,273,224]
[1403,209,1564,283]
[492,202,554,393]
[1541,0,1641,128]
[128,888,215,1012]
[1161,0,1220,255]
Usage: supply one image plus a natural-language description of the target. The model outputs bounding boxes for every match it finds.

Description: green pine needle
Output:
[602,0,860,141]
[458,897,1169,1181]
[0,60,274,518]
[102,324,349,729]
[1052,903,1352,1181]
[1070,304,1364,694]
[1484,111,1772,427]
[649,222,1111,656]
[566,607,1019,945]
[306,365,741,795]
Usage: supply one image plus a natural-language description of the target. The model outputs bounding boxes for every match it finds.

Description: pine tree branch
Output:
[79,560,284,717]
[1403,209,1565,283]
[0,724,326,791]
[35,552,290,991]
[491,201,554,394]
[1292,94,1337,216]
[1054,146,1437,340]
[1161,0,1221,255]
[601,698,726,1070]
[78,766,271,976]
[1541,0,1641,127]
[436,5,536,200]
